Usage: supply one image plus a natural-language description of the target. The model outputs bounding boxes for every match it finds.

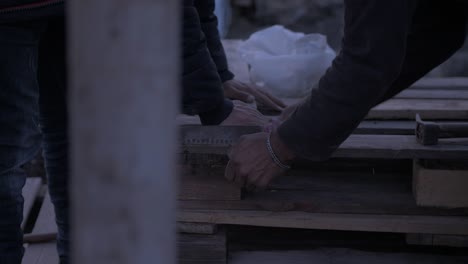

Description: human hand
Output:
[225,131,295,191]
[224,79,286,112]
[221,100,271,127]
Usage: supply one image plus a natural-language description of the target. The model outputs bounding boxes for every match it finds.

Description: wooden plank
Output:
[356,121,415,135]
[179,170,468,216]
[395,89,468,100]
[413,160,468,208]
[230,249,468,264]
[22,192,59,264]
[334,135,468,159]
[178,222,218,235]
[368,99,468,120]
[407,233,468,248]
[180,178,241,201]
[411,77,468,90]
[22,177,42,229]
[179,228,226,264]
[433,235,468,248]
[178,210,468,235]
[179,167,242,201]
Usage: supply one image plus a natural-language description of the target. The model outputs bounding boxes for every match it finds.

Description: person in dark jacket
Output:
[226,0,468,190]
[0,1,273,263]
[183,0,285,126]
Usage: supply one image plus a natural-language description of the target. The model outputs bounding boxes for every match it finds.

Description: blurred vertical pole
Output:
[68,1,179,263]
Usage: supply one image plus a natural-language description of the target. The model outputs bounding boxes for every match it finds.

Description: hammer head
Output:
[416,114,440,145]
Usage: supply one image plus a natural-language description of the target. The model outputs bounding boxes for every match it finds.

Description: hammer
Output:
[415,114,468,145]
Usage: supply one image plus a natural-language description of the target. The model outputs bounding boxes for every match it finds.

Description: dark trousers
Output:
[0,17,69,264]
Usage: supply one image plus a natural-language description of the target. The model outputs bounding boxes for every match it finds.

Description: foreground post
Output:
[68,1,179,263]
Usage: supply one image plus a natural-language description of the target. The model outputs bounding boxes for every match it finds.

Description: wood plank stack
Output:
[176,40,468,263]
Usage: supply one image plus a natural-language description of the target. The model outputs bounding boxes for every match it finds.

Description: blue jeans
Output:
[0,18,69,264]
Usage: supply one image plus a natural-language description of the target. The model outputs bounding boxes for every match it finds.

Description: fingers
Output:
[234,102,271,126]
[227,80,286,111]
[244,84,285,112]
[225,159,248,188]
[257,88,287,108]
[225,86,255,103]
[256,91,284,112]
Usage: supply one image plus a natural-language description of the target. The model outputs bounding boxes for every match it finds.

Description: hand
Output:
[225,131,295,191]
[224,79,286,112]
[221,100,271,127]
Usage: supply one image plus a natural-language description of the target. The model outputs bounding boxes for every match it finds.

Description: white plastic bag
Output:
[238,25,336,98]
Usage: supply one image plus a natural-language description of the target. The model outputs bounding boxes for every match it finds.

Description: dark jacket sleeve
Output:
[194,0,235,82]
[183,0,233,125]
[278,0,418,160]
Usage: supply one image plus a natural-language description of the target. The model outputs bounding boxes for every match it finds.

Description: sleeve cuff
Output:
[219,69,235,83]
[199,99,234,125]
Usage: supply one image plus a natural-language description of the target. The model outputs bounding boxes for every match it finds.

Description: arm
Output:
[193,0,234,82]
[375,0,467,104]
[277,0,418,160]
[225,1,420,189]
[182,0,233,125]
[194,0,286,111]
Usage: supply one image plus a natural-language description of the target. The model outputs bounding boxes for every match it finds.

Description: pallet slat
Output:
[179,229,226,264]
[179,210,468,236]
[180,170,468,216]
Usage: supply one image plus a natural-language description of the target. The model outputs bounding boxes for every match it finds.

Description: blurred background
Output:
[216,0,468,77]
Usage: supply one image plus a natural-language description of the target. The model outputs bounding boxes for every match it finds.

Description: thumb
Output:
[226,87,255,103]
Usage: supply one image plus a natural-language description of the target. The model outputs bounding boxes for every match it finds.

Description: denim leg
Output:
[38,17,69,264]
[0,169,26,264]
[0,22,44,264]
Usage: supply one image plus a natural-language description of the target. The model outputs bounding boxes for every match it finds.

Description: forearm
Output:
[278,0,417,160]
[182,0,233,124]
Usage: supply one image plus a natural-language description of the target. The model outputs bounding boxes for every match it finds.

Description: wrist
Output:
[199,99,233,125]
[270,130,296,164]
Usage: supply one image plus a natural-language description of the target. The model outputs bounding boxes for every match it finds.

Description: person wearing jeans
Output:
[0,1,272,263]
[0,15,69,263]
